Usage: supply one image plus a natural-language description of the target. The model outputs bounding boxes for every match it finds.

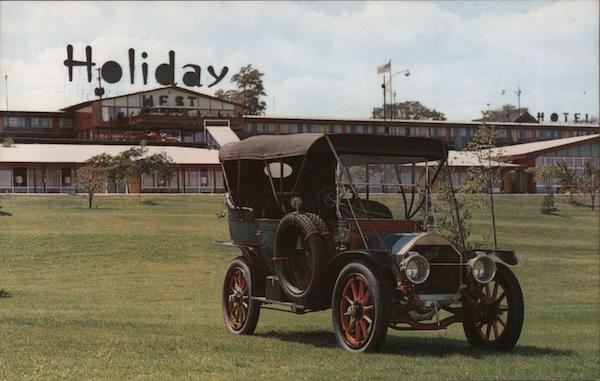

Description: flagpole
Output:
[388,59,393,119]
[382,75,387,120]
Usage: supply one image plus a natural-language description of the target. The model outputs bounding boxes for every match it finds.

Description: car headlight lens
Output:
[400,251,430,284]
[468,253,496,284]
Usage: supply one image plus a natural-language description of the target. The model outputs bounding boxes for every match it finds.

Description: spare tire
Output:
[305,212,336,259]
[274,212,327,304]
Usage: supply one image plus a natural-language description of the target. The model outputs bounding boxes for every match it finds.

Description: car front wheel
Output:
[463,263,524,350]
[332,262,391,353]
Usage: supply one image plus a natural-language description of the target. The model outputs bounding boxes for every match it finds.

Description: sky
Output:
[0,1,598,121]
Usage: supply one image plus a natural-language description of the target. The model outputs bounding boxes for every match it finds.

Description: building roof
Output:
[244,115,599,129]
[489,134,600,159]
[474,109,538,123]
[417,151,519,167]
[61,84,244,112]
[0,143,220,165]
[447,151,520,167]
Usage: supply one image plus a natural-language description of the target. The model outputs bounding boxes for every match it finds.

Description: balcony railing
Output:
[104,112,241,128]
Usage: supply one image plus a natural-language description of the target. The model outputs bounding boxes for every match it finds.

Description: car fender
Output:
[465,249,518,265]
[323,250,395,290]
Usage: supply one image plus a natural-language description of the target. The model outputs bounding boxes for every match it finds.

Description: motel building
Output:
[0,85,598,194]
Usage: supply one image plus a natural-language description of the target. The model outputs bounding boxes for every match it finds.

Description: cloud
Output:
[0,1,597,120]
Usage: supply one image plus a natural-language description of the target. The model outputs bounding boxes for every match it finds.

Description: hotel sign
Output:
[64,45,229,97]
[536,112,593,123]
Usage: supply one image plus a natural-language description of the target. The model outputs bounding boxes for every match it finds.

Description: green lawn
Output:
[0,194,598,380]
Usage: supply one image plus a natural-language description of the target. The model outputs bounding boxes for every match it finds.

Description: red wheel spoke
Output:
[362,290,371,305]
[363,314,373,324]
[358,279,365,301]
[343,295,353,305]
[354,320,362,341]
[485,323,492,340]
[492,321,499,340]
[497,292,506,304]
[492,282,499,300]
[498,316,506,328]
[360,320,368,339]
[363,304,373,312]
[485,284,491,298]
[350,279,359,301]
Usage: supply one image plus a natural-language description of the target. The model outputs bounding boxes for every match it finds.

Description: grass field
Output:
[0,194,598,380]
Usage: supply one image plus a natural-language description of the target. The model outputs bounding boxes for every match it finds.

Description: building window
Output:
[185,168,217,192]
[280,124,299,134]
[534,156,600,193]
[6,117,25,128]
[496,128,509,138]
[410,127,426,136]
[59,118,73,129]
[519,129,531,139]
[246,123,257,134]
[256,123,275,134]
[31,117,52,128]
[429,127,444,137]
[13,168,28,187]
[325,125,341,134]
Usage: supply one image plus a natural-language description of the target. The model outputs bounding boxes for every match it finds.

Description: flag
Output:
[377,61,391,74]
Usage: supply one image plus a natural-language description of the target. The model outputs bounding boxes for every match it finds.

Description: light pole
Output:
[388,69,410,119]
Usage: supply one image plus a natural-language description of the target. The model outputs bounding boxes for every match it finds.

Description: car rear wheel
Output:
[332,262,391,353]
[463,263,524,350]
[222,257,261,335]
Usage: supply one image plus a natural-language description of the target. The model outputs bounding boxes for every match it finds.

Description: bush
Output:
[540,194,559,215]
[1,137,14,147]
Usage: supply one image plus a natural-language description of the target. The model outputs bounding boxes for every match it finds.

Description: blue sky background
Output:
[0,1,597,121]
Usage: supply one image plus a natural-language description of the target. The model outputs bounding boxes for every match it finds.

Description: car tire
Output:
[463,263,524,351]
[274,212,327,305]
[332,262,391,353]
[222,256,261,335]
[304,212,336,259]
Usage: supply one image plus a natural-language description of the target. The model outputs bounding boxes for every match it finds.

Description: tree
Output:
[461,124,512,248]
[525,165,560,214]
[371,101,446,120]
[76,153,112,208]
[577,159,600,210]
[435,165,474,252]
[106,146,147,193]
[107,145,176,195]
[214,89,244,105]
[139,152,175,188]
[76,145,175,207]
[215,64,267,115]
[477,104,533,123]
[554,160,577,202]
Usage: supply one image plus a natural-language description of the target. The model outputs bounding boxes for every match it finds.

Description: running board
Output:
[251,296,309,314]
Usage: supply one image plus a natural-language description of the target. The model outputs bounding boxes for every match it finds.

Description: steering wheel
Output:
[316,186,338,209]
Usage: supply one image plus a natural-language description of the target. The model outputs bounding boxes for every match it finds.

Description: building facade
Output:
[0,86,598,194]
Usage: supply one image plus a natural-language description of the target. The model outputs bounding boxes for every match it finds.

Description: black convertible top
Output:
[219,133,448,162]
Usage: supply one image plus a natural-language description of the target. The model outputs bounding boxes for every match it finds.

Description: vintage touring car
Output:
[216,133,523,353]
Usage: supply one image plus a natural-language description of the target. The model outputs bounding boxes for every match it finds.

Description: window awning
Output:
[206,126,240,148]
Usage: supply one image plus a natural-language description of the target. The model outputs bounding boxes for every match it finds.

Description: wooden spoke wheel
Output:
[222,257,260,335]
[463,263,524,351]
[332,262,390,353]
